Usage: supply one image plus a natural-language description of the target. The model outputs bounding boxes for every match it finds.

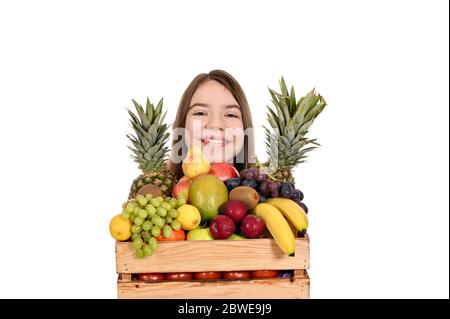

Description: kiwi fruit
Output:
[229,186,259,209]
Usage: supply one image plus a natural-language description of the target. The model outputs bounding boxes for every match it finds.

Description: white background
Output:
[0,0,448,299]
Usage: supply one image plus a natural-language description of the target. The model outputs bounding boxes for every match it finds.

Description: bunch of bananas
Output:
[252,198,308,256]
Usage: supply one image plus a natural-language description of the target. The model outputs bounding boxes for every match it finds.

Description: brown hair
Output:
[169,69,255,179]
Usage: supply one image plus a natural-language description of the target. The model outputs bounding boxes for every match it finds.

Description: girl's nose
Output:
[206,113,224,130]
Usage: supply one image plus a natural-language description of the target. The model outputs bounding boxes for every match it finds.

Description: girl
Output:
[167,71,280,278]
[169,70,256,178]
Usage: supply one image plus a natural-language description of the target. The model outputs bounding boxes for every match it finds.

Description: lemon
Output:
[109,214,132,241]
[176,204,201,230]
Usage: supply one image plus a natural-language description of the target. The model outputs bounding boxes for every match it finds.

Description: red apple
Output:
[220,200,248,223]
[179,176,190,183]
[240,214,265,239]
[209,163,239,181]
[172,178,191,199]
[209,215,235,239]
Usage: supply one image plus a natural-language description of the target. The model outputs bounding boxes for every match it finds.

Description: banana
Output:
[266,198,309,232]
[252,203,296,256]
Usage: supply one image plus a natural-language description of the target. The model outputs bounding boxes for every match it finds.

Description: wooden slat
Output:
[294,269,309,278]
[117,274,310,299]
[118,273,132,282]
[116,237,310,273]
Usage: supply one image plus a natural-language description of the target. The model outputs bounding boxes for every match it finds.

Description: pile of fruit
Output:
[109,78,326,278]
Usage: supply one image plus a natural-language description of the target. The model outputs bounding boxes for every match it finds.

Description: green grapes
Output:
[177,197,187,207]
[142,220,153,231]
[170,220,181,231]
[125,202,135,213]
[161,202,172,211]
[169,198,178,208]
[145,204,156,215]
[134,217,144,226]
[168,209,179,219]
[122,195,188,259]
[150,198,161,207]
[135,248,144,259]
[163,225,173,238]
[143,245,153,256]
[136,195,148,207]
[138,209,148,219]
[148,237,158,250]
[133,237,143,249]
[151,216,165,228]
[156,207,167,217]
[151,226,161,237]
[131,233,141,241]
[131,224,142,234]
[141,231,151,243]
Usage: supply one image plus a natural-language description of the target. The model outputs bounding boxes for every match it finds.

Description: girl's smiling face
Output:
[185,80,245,163]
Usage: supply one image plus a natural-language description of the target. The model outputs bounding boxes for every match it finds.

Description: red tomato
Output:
[137,273,165,281]
[165,272,193,281]
[194,272,222,280]
[250,270,279,279]
[156,229,186,241]
[222,271,251,280]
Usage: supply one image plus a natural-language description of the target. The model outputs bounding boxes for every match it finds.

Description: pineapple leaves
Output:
[154,98,164,123]
[267,106,281,133]
[277,95,291,129]
[146,97,154,124]
[279,77,289,99]
[264,77,327,169]
[289,86,296,117]
[127,109,141,127]
[132,99,150,130]
[127,97,171,169]
[304,95,327,124]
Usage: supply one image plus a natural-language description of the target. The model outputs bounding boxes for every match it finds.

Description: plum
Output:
[209,215,235,239]
[240,214,265,239]
[220,200,248,223]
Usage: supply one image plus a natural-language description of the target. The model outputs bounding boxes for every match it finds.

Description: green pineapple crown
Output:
[127,97,170,173]
[264,77,327,171]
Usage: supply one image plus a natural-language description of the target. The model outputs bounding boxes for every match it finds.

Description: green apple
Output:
[230,233,246,240]
[186,227,214,240]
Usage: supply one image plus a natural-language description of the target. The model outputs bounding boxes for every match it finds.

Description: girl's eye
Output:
[225,113,240,118]
[193,111,207,116]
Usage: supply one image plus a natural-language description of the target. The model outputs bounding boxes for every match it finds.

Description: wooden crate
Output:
[116,236,310,299]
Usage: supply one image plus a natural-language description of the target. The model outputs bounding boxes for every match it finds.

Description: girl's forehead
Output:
[191,80,238,105]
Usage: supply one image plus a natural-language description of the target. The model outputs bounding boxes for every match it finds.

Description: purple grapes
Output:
[266,181,280,193]
[236,169,308,210]
[241,179,258,189]
[258,182,270,196]
[257,191,267,203]
[246,168,258,180]
[297,201,308,214]
[239,169,249,179]
[279,182,294,198]
[291,189,304,201]
[224,178,241,191]
[255,172,268,183]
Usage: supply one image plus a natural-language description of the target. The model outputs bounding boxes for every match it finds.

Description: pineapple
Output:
[127,98,176,199]
[260,78,327,184]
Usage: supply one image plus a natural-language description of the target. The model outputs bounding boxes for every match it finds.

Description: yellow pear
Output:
[182,145,210,179]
